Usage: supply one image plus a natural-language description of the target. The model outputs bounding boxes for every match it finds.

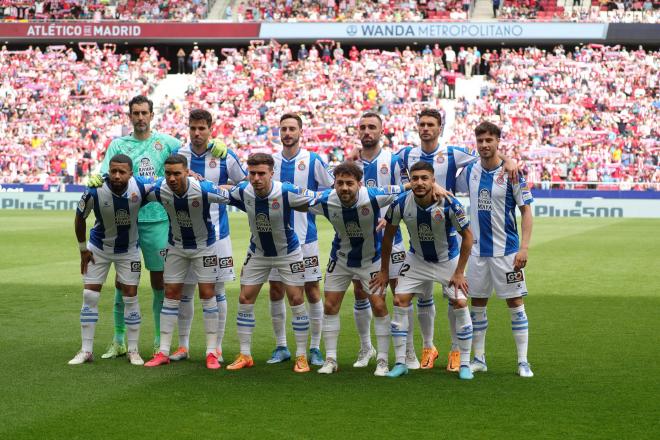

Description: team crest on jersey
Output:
[209,159,217,169]
[496,173,505,185]
[255,213,272,232]
[436,153,445,164]
[130,193,138,203]
[433,208,444,222]
[380,164,389,175]
[154,141,163,151]
[192,200,200,208]
[298,161,306,171]
[115,209,130,226]
[361,206,370,216]
[366,179,377,187]
[272,199,280,209]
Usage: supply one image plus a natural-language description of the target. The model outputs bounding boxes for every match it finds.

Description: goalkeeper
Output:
[93,95,228,357]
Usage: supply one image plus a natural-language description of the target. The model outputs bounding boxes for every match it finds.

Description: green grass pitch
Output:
[0,210,658,439]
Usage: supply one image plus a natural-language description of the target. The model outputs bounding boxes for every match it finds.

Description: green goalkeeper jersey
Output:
[101,131,181,223]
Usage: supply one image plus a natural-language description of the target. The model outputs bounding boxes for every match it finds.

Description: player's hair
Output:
[128,95,154,113]
[189,109,213,128]
[409,161,434,175]
[247,153,275,169]
[333,161,363,182]
[109,154,133,169]
[417,108,443,126]
[474,121,502,139]
[280,113,303,128]
[359,112,383,125]
[165,154,188,168]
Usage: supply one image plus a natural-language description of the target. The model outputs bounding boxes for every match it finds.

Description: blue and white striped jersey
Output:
[309,186,404,268]
[77,176,152,254]
[385,192,470,263]
[228,180,316,257]
[456,162,534,257]
[273,149,334,245]
[176,144,246,240]
[146,177,230,250]
[357,149,407,246]
[399,144,477,191]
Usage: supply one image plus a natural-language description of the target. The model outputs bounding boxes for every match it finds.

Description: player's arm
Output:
[497,152,519,181]
[74,192,95,275]
[514,205,533,271]
[285,184,321,212]
[370,223,397,296]
[449,226,472,296]
[201,181,231,204]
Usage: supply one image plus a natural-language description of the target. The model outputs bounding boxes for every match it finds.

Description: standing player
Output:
[372,161,474,379]
[456,121,534,377]
[225,153,316,373]
[69,154,151,366]
[266,113,334,367]
[97,95,228,358]
[399,108,517,372]
[142,154,231,369]
[351,112,419,370]
[168,109,246,363]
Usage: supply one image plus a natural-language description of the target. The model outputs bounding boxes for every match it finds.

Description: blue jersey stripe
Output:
[280,159,296,185]
[446,147,458,191]
[201,189,215,246]
[112,195,130,253]
[504,181,519,254]
[417,206,439,262]
[173,194,197,249]
[369,196,381,263]
[342,206,363,267]
[478,172,494,256]
[282,190,299,254]
[255,196,278,257]
[190,154,206,176]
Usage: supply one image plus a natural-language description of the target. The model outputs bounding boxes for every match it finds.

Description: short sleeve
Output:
[384,195,405,226]
[368,186,404,208]
[226,150,247,184]
[308,189,331,216]
[451,146,479,169]
[513,175,534,207]
[76,189,95,218]
[201,180,230,204]
[283,183,316,208]
[314,155,335,190]
[447,196,470,231]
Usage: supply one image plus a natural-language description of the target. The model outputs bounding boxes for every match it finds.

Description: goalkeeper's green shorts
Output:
[138,220,169,272]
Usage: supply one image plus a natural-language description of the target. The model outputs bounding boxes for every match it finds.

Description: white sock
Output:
[391,306,409,364]
[354,299,373,351]
[470,306,488,359]
[80,289,100,353]
[201,297,219,355]
[510,305,529,364]
[123,295,141,352]
[417,297,435,348]
[237,303,255,356]
[308,300,323,350]
[405,304,415,353]
[448,302,459,351]
[177,284,195,350]
[374,315,391,362]
[323,314,340,360]
[159,298,180,356]
[215,283,227,354]
[270,298,287,347]
[290,304,310,357]
[454,307,473,367]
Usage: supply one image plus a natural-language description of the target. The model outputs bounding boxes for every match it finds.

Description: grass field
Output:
[0,210,658,439]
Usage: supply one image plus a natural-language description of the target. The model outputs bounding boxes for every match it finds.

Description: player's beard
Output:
[281,137,299,149]
[360,137,379,149]
[110,181,128,194]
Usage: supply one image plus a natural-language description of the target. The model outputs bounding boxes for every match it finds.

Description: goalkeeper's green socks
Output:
[113,288,126,344]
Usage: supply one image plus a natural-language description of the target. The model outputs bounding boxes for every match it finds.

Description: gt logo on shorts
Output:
[130,261,141,272]
[391,251,406,264]
[303,256,319,268]
[218,257,234,268]
[159,249,167,257]
[290,262,305,273]
[369,272,379,279]
[203,256,218,267]
[506,270,525,284]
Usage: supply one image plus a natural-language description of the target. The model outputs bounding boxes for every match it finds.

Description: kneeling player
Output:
[456,121,534,377]
[69,154,150,366]
[372,161,475,379]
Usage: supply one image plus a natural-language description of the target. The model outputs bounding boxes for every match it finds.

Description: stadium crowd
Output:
[497,0,660,23]
[0,0,208,21]
[0,42,657,189]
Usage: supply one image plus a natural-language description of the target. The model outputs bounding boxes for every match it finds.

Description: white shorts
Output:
[325,259,381,295]
[83,245,141,286]
[183,237,235,284]
[351,242,405,283]
[164,246,219,284]
[467,254,528,299]
[268,242,322,283]
[395,252,466,301]
[240,248,305,287]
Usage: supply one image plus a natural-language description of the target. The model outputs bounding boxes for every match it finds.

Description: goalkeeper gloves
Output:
[209,139,228,159]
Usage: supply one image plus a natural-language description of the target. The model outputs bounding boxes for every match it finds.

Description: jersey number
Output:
[326,260,337,273]
[244,254,252,266]
[399,264,410,277]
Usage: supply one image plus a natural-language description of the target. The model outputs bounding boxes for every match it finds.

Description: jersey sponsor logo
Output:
[115,209,131,226]
[505,270,525,284]
[345,221,363,238]
[130,261,141,272]
[365,179,377,187]
[391,251,406,264]
[478,189,492,211]
[298,161,306,171]
[218,256,233,268]
[203,255,218,267]
[433,208,444,222]
[154,141,163,151]
[360,206,370,216]
[436,153,445,164]
[255,213,272,232]
[290,261,305,273]
[380,164,389,175]
[209,159,217,169]
[272,199,280,210]
[138,157,156,177]
[418,223,435,241]
[175,210,193,228]
[192,200,200,208]
[303,256,319,268]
